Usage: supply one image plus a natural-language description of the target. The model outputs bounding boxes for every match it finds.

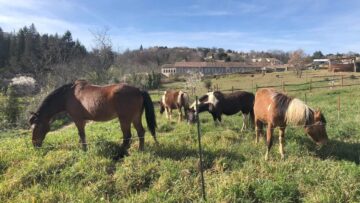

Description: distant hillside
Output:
[113,46,291,73]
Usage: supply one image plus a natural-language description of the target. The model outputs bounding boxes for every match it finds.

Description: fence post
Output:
[341,75,344,87]
[309,79,312,92]
[282,81,285,92]
[338,95,340,121]
[195,96,206,201]
[252,80,254,93]
[304,93,307,104]
[255,84,258,91]
[232,86,234,93]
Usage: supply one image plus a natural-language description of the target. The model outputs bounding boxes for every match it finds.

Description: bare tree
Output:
[88,27,114,83]
[288,49,307,78]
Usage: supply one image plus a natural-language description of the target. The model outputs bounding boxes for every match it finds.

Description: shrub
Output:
[3,87,20,128]
[203,79,212,90]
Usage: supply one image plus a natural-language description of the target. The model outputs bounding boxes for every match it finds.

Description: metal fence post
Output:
[338,95,340,121]
[195,96,206,201]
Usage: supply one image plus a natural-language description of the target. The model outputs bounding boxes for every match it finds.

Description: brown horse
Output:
[159,89,189,122]
[254,88,328,160]
[29,80,158,151]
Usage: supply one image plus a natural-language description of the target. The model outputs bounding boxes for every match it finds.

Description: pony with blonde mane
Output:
[254,88,328,160]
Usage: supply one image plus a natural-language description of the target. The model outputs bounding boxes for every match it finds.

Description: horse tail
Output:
[141,91,157,140]
[249,93,255,129]
[180,92,190,110]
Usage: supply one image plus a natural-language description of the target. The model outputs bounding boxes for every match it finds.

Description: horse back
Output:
[162,90,183,109]
[221,91,254,115]
[69,83,143,121]
[254,88,287,125]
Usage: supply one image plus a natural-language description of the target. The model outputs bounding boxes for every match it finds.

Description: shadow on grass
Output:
[298,137,360,164]
[148,143,246,169]
[95,141,129,161]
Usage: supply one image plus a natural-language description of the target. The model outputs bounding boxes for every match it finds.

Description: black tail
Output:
[141,91,157,141]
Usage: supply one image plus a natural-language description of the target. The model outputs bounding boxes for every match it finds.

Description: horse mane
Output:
[285,97,312,126]
[35,83,75,117]
[213,91,225,100]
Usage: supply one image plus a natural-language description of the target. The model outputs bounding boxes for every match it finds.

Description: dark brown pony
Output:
[29,80,158,151]
[254,88,328,160]
[159,89,189,122]
[188,91,255,131]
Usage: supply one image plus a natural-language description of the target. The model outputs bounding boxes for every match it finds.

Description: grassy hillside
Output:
[0,71,359,202]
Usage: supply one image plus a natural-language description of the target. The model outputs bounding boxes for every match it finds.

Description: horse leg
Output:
[133,118,145,151]
[178,107,182,122]
[241,114,247,132]
[279,127,285,160]
[165,107,169,119]
[119,119,132,149]
[265,123,274,161]
[255,119,263,144]
[75,120,87,151]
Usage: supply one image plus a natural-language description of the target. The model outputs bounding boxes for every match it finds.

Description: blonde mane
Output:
[285,98,312,125]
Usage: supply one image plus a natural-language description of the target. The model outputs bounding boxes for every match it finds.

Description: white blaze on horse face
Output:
[31,124,36,130]
[205,92,218,106]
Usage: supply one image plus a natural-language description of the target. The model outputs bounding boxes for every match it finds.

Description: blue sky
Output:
[1,0,360,54]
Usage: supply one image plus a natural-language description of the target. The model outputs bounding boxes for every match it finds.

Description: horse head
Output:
[187,108,197,124]
[29,112,50,147]
[305,109,328,145]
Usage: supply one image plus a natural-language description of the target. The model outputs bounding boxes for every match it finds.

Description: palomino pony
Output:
[159,89,189,122]
[254,88,328,160]
[188,91,255,131]
[29,80,158,151]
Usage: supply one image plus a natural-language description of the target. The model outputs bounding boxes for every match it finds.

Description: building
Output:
[161,61,262,77]
[251,58,283,66]
[328,57,359,72]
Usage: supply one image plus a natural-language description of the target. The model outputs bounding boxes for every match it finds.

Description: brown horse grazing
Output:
[254,88,328,160]
[159,89,189,122]
[29,80,158,151]
[188,91,255,131]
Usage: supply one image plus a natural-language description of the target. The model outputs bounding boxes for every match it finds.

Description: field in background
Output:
[0,70,359,202]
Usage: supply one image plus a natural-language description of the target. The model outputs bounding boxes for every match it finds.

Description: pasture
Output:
[0,70,359,202]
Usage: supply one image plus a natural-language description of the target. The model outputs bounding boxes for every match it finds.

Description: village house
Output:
[251,58,283,66]
[161,61,262,77]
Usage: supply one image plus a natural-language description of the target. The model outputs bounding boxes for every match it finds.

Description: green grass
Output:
[1,71,360,202]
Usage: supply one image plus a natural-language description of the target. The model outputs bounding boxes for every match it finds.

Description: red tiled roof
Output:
[171,61,259,68]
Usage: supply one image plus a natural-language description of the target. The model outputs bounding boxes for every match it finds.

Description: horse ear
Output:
[314,109,322,121]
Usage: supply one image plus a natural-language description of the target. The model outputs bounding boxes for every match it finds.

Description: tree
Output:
[88,27,114,83]
[312,51,324,59]
[288,49,307,78]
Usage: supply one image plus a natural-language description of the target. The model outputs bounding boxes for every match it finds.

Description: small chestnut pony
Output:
[254,88,328,160]
[29,80,158,151]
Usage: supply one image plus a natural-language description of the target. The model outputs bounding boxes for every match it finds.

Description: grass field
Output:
[0,70,359,202]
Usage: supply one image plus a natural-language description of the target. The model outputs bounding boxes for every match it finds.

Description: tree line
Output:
[1,24,359,86]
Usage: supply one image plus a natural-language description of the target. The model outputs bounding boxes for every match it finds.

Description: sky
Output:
[1,0,360,54]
